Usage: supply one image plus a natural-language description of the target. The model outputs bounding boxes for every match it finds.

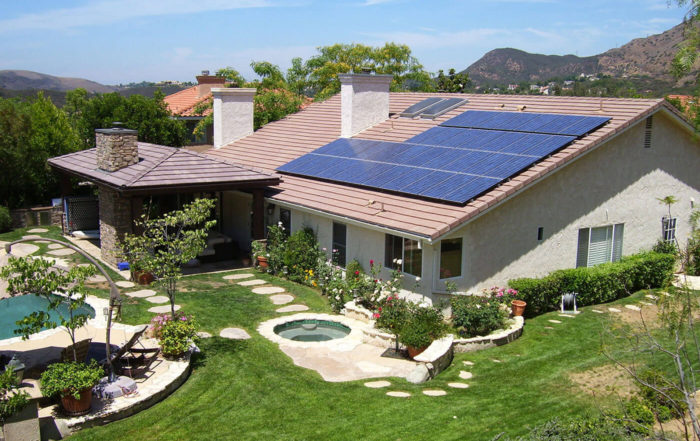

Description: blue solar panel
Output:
[441,110,610,136]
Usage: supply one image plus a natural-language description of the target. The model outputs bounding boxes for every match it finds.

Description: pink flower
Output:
[373,313,381,319]
[354,270,360,275]
[370,259,374,266]
[378,307,382,312]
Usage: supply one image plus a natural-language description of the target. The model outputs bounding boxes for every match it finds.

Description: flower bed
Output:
[452,316,524,353]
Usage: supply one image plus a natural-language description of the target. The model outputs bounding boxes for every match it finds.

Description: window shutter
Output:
[576,228,589,268]
[588,226,612,266]
[612,223,624,262]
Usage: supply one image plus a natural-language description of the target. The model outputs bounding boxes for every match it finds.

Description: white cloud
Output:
[0,0,271,32]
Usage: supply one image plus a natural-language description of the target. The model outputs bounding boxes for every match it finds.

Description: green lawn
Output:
[0,228,679,440]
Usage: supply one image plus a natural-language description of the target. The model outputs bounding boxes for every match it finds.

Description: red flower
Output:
[354,270,360,275]
[373,313,381,319]
[370,259,374,266]
[378,307,382,312]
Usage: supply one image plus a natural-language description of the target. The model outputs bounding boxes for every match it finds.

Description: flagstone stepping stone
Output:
[270,294,294,305]
[219,328,251,340]
[544,326,555,329]
[8,243,39,256]
[548,320,562,324]
[423,389,447,396]
[252,286,285,295]
[196,332,212,339]
[47,243,64,250]
[276,304,309,313]
[364,380,391,388]
[558,314,576,318]
[27,228,48,233]
[591,309,605,313]
[87,274,107,283]
[386,391,411,398]
[640,301,655,306]
[47,248,76,256]
[625,305,641,311]
[148,305,180,314]
[146,296,169,304]
[608,308,622,313]
[448,382,469,389]
[21,235,42,240]
[462,361,474,366]
[115,280,135,288]
[459,371,473,380]
[660,292,671,297]
[238,279,267,286]
[126,289,157,298]
[645,294,658,300]
[491,359,502,363]
[223,273,254,280]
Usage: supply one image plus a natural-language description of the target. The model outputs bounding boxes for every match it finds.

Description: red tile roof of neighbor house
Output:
[207,93,691,241]
[164,86,212,117]
[48,143,278,194]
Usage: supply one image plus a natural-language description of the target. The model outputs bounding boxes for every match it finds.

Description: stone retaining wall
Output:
[453,316,524,353]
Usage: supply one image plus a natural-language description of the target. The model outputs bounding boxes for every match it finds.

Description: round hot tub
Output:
[273,319,351,342]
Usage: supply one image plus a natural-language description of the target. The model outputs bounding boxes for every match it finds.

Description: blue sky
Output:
[0,0,690,85]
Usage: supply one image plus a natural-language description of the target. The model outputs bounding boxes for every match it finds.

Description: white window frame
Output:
[662,216,676,243]
[576,223,624,268]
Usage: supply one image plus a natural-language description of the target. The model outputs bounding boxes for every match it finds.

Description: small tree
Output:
[122,198,216,318]
[0,258,95,361]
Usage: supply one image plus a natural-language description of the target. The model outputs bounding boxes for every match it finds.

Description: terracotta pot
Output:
[511,300,527,317]
[257,256,269,268]
[61,387,93,416]
[407,345,428,359]
[134,270,154,285]
[241,257,252,267]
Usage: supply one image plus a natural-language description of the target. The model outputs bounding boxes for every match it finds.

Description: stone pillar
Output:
[98,186,132,265]
[95,127,138,172]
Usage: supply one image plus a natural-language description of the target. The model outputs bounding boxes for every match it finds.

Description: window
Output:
[332,222,347,267]
[662,217,676,243]
[279,208,291,236]
[537,227,544,241]
[384,234,422,277]
[576,224,624,268]
[440,238,462,279]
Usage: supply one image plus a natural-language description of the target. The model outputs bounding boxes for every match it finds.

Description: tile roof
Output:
[207,92,682,241]
[164,86,212,117]
[49,143,278,194]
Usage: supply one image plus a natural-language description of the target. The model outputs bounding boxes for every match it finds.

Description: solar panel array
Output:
[399,97,467,119]
[277,109,610,204]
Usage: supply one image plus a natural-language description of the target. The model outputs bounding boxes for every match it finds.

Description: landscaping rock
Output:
[386,391,411,398]
[146,296,170,304]
[423,389,447,396]
[459,371,473,380]
[219,328,251,340]
[276,304,309,313]
[47,248,76,256]
[223,273,254,280]
[252,286,285,295]
[238,279,267,286]
[148,305,180,314]
[196,332,212,339]
[447,382,469,389]
[269,294,294,305]
[47,243,64,250]
[406,364,431,384]
[27,228,48,233]
[116,281,135,288]
[364,380,391,388]
[126,289,157,298]
[625,305,641,311]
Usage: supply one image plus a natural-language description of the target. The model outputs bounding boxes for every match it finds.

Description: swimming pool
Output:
[0,295,96,340]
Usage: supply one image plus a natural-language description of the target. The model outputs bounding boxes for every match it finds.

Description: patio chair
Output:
[108,325,160,377]
[61,338,92,363]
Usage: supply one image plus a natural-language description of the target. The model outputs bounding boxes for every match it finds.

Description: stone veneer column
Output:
[95,127,138,172]
[99,186,132,265]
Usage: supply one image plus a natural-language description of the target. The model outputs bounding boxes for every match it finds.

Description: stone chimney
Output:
[212,87,256,148]
[95,125,138,172]
[339,73,393,138]
[195,70,226,98]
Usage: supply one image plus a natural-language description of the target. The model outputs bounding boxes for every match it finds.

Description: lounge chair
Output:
[61,338,92,363]
[107,325,161,377]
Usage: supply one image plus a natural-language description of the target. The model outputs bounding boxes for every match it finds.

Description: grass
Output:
[0,228,688,439]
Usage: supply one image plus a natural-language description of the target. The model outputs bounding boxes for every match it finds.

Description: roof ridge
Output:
[126,146,179,186]
[197,148,276,177]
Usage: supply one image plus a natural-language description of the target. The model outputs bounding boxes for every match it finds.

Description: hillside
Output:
[464,22,700,93]
[0,70,116,93]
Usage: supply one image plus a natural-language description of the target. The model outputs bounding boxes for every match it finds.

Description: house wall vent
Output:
[644,116,653,148]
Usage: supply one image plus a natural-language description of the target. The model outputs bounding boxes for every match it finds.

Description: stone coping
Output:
[0,295,132,347]
[56,351,192,437]
[413,335,454,363]
[453,316,524,353]
[257,313,369,351]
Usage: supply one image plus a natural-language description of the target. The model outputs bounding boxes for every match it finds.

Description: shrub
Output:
[652,239,677,256]
[512,415,647,441]
[283,227,322,283]
[638,369,687,421]
[0,206,11,233]
[398,303,449,349]
[451,294,508,337]
[509,251,675,316]
[157,314,198,358]
[40,360,104,399]
[374,294,409,336]
[0,368,29,423]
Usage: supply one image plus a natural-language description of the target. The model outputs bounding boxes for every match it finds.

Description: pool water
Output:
[0,295,96,340]
[274,319,351,342]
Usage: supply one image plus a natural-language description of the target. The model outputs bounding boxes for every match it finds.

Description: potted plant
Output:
[251,239,268,268]
[40,361,104,416]
[398,303,449,359]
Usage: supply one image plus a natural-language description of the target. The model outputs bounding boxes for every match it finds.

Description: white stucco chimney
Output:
[339,74,392,138]
[212,87,256,148]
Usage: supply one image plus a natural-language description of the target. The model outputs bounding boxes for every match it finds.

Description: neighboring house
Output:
[163,71,225,146]
[205,74,699,303]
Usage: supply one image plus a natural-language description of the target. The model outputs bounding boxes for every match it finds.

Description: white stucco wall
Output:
[437,110,699,294]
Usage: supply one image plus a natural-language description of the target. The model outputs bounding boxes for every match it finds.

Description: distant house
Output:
[529,84,540,92]
[163,71,225,146]
[49,75,700,304]
[507,84,518,91]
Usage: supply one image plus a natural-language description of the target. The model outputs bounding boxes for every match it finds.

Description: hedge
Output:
[509,252,675,316]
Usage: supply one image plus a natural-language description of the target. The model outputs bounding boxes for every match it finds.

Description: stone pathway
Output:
[145,296,170,304]
[47,248,76,256]
[491,359,501,363]
[645,294,658,300]
[459,371,473,380]
[591,309,605,313]
[364,380,391,388]
[640,301,655,306]
[27,228,48,233]
[462,361,474,366]
[625,305,641,311]
[276,304,309,313]
[269,294,294,305]
[126,289,157,298]
[423,389,446,396]
[548,319,562,324]
[219,328,251,340]
[238,279,267,286]
[223,273,254,280]
[148,305,180,314]
[21,235,42,240]
[448,382,469,389]
[557,314,576,319]
[87,274,108,283]
[544,326,554,329]
[386,391,411,398]
[115,281,135,288]
[608,307,622,313]
[8,243,39,256]
[196,332,212,339]
[47,243,64,250]
[252,286,285,295]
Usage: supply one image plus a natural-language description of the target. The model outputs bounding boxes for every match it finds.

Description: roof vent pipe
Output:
[339,74,393,138]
